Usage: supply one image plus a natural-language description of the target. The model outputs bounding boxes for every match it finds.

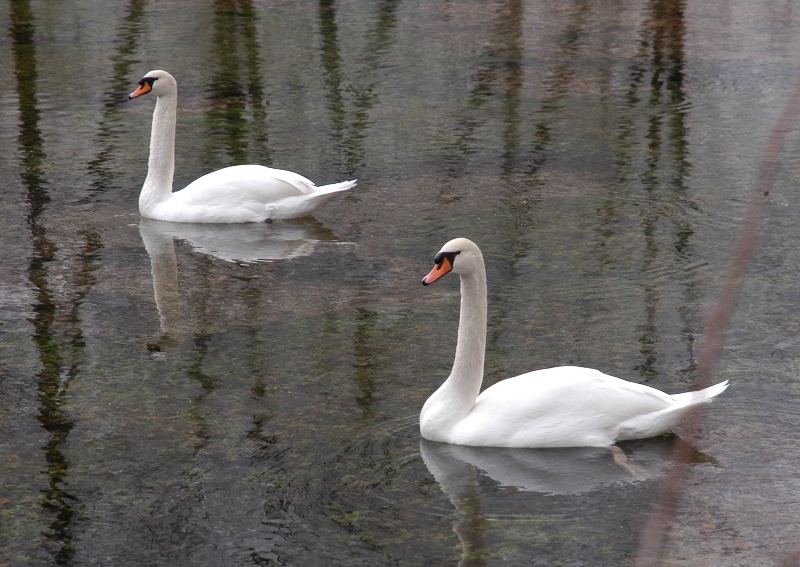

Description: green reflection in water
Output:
[497,0,523,172]
[11,0,47,215]
[11,2,104,563]
[351,309,378,417]
[86,0,148,198]
[646,0,700,380]
[318,0,398,176]
[448,1,532,180]
[316,0,403,416]
[528,0,592,164]
[183,255,218,454]
[490,0,533,386]
[206,0,270,169]
[11,0,68,562]
[631,0,693,379]
[588,0,696,381]
[366,0,400,58]
[475,1,589,385]
[186,332,216,452]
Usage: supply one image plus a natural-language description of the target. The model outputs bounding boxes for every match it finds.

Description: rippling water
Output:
[2,0,800,565]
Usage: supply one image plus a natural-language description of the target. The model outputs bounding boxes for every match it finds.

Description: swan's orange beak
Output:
[129,81,152,99]
[421,256,452,286]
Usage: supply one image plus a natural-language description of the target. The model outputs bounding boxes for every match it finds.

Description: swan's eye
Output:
[139,77,157,87]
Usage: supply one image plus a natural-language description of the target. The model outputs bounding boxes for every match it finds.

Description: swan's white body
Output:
[130,70,356,223]
[420,238,728,448]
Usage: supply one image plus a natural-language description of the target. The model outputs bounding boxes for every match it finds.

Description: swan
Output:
[419,238,729,448]
[128,70,356,223]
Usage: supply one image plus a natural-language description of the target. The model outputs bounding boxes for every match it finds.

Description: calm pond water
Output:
[2,0,800,565]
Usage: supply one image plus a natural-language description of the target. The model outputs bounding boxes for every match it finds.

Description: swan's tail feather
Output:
[315,179,357,195]
[265,180,356,220]
[616,380,729,441]
[673,379,729,407]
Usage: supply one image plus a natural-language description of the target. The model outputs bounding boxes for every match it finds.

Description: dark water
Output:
[2,0,800,565]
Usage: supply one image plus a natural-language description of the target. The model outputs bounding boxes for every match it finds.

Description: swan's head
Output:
[129,70,177,100]
[421,238,482,285]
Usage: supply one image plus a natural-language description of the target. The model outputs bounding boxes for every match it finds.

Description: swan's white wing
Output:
[150,165,354,223]
[257,166,316,194]
[177,165,309,202]
[151,165,308,222]
[453,367,676,447]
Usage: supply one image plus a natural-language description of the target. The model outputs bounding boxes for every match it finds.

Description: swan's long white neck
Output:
[420,260,487,440]
[451,269,487,399]
[140,92,177,216]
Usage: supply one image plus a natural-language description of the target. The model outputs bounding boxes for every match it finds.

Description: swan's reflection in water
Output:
[138,217,338,348]
[420,437,704,566]
[139,217,338,264]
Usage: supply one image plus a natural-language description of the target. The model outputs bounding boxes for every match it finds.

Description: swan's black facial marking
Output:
[433,251,460,267]
[139,76,157,88]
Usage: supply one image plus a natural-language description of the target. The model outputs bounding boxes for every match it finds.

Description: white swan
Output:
[420,238,729,448]
[128,70,356,223]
